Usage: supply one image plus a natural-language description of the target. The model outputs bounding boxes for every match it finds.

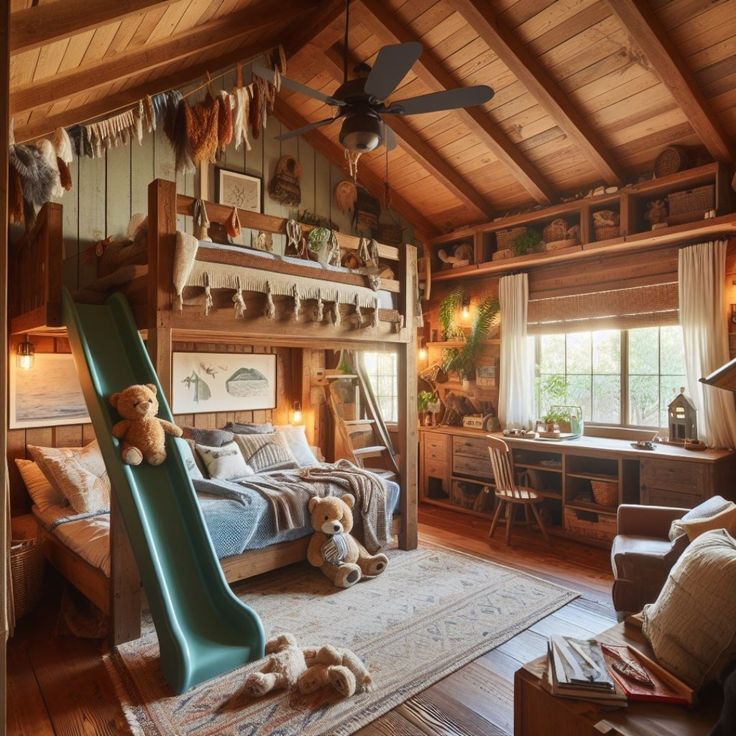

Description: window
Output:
[362,352,399,423]
[534,326,686,430]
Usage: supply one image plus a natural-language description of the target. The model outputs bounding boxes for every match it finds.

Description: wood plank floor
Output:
[8,505,616,736]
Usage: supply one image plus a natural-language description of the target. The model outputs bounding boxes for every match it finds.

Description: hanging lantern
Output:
[16,336,34,370]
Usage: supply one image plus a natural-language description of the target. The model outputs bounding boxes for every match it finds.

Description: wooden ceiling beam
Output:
[608,0,736,161]
[275,97,438,241]
[449,0,625,186]
[10,0,174,55]
[11,0,305,117]
[323,45,493,221]
[284,0,346,57]
[356,0,556,205]
[13,34,281,143]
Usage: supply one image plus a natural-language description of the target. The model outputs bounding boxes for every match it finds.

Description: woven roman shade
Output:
[527,281,679,334]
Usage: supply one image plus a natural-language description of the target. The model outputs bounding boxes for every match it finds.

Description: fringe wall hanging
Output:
[203,273,213,316]
[264,281,276,319]
[291,284,302,321]
[232,86,251,151]
[233,276,246,319]
[185,93,220,166]
[315,291,324,322]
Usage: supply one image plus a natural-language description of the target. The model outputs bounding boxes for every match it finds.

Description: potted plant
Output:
[512,228,544,256]
[418,390,438,426]
[543,406,583,436]
[438,287,465,341]
[308,226,332,264]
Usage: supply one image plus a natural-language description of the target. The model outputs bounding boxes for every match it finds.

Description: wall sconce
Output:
[16,336,35,370]
[461,295,471,320]
[291,400,303,425]
[418,337,427,362]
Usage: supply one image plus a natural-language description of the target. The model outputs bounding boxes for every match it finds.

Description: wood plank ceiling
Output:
[8,0,736,238]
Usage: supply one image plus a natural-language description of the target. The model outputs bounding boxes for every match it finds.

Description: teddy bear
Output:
[306,494,388,589]
[243,633,308,696]
[109,384,182,466]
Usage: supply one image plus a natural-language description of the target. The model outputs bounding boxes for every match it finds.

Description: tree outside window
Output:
[362,352,399,423]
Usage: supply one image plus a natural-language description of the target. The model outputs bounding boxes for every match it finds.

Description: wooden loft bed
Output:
[10,179,419,645]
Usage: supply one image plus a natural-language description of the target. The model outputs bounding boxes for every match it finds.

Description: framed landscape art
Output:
[216,167,262,213]
[172,352,277,414]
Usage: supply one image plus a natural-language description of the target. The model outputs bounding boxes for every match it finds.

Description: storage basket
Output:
[592,209,620,241]
[543,218,568,243]
[654,146,689,178]
[667,185,714,216]
[495,226,526,251]
[591,479,618,507]
[564,507,616,542]
[10,538,44,619]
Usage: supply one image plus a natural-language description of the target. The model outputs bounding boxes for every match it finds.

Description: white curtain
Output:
[498,273,534,429]
[678,240,736,448]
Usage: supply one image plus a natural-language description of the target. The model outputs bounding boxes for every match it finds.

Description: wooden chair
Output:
[487,436,550,545]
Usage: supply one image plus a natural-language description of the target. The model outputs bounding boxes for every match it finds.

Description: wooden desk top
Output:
[419,426,734,464]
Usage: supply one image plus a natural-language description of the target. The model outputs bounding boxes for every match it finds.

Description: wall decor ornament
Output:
[172,352,277,415]
[268,155,302,206]
[216,167,262,213]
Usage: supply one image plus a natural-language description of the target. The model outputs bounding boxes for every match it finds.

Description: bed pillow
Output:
[275,425,320,467]
[175,437,204,481]
[182,427,234,447]
[642,529,736,689]
[28,441,110,514]
[223,421,274,435]
[233,432,298,473]
[681,504,736,541]
[195,441,253,481]
[669,495,733,541]
[15,458,68,512]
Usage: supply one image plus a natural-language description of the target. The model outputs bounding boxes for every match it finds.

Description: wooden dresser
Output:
[419,426,736,546]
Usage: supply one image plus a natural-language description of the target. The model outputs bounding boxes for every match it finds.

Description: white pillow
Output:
[15,458,68,512]
[175,437,203,481]
[195,441,253,481]
[275,425,320,467]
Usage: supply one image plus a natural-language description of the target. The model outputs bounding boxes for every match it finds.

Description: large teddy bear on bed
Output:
[110,384,182,465]
[306,494,388,589]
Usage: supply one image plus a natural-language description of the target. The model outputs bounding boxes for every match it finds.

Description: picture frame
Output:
[172,352,277,415]
[10,352,90,429]
[215,167,262,213]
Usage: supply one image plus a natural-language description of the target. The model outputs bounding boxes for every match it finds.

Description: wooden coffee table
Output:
[514,620,722,735]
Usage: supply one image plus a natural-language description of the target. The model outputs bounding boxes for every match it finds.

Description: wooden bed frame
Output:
[11,179,419,645]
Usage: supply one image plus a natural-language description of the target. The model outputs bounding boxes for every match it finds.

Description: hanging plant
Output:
[443,296,500,381]
[438,287,465,341]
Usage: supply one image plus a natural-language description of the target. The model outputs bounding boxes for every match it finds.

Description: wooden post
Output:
[110,493,142,644]
[398,244,419,550]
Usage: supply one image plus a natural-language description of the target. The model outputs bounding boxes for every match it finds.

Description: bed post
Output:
[398,244,419,550]
[110,492,141,644]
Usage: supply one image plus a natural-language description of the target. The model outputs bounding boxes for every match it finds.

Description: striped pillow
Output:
[233,432,298,473]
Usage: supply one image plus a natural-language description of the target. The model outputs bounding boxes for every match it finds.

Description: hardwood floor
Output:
[8,505,616,736]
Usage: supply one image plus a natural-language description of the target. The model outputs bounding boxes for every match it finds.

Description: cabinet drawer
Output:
[640,459,707,496]
[452,436,489,460]
[425,433,449,454]
[641,487,702,509]
[453,453,492,479]
[424,459,450,483]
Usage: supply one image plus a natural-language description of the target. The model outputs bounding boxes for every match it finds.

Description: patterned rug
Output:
[105,546,577,735]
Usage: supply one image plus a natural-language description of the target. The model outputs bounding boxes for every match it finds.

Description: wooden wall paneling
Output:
[131,129,155,217]
[262,117,285,254]
[330,162,353,235]
[105,144,131,241]
[298,138,317,217]
[314,145,331,228]
[62,156,81,290]
[77,154,106,287]
[0,0,7,713]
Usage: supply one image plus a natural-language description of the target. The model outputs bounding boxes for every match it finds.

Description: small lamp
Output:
[16,336,34,370]
[418,337,427,362]
[461,295,471,320]
[291,400,303,425]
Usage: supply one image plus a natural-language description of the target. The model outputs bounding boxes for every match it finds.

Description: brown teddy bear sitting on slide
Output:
[110,384,182,465]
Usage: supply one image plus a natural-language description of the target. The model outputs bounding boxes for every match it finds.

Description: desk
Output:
[419,427,736,546]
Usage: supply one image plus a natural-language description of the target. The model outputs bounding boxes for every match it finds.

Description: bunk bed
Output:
[10,179,419,644]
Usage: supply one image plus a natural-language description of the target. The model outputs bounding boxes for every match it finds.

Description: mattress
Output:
[32,471,401,577]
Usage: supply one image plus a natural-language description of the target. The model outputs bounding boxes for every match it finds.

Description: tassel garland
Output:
[291,284,302,321]
[233,276,246,319]
[264,282,276,319]
[316,291,324,322]
[203,273,213,316]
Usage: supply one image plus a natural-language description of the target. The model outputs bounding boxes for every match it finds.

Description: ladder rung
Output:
[344,419,375,426]
[353,445,387,456]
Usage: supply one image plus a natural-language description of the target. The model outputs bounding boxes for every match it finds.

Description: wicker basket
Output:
[667,185,714,216]
[592,209,620,241]
[591,479,618,507]
[564,508,616,542]
[10,538,44,619]
[654,146,689,178]
[543,218,568,243]
[496,226,526,251]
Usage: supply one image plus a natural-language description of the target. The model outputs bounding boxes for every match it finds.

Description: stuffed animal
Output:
[306,495,388,589]
[298,644,374,697]
[244,633,308,696]
[109,384,182,465]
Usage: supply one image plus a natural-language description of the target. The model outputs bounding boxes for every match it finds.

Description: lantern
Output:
[668,387,697,443]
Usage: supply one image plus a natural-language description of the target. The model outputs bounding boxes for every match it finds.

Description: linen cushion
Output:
[642,529,736,689]
[233,432,298,473]
[670,495,733,541]
[275,425,320,467]
[174,437,204,481]
[28,441,110,514]
[182,427,234,447]
[223,421,274,435]
[195,441,252,481]
[681,504,736,542]
[15,458,67,512]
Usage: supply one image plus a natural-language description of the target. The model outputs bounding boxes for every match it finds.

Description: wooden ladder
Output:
[324,375,399,481]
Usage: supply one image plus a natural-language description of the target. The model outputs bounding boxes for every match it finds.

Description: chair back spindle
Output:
[487,436,519,499]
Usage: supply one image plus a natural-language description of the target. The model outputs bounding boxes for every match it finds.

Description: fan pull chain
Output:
[345,149,362,180]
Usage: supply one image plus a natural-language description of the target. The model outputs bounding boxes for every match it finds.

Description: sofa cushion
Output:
[611,535,677,578]
[681,504,736,542]
[669,495,733,541]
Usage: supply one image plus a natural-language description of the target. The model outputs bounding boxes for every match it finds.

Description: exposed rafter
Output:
[14,35,281,143]
[284,0,346,58]
[356,0,556,205]
[609,0,736,162]
[322,45,493,221]
[275,98,437,241]
[11,0,306,117]
[449,0,625,186]
[10,0,173,55]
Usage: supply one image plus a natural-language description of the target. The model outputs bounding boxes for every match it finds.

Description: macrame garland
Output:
[233,86,251,151]
[291,284,302,321]
[285,218,302,257]
[233,276,246,319]
[193,199,211,241]
[353,295,362,326]
[203,273,213,316]
[264,281,276,319]
[316,291,324,322]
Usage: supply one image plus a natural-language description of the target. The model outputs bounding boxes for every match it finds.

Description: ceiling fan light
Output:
[340,114,383,152]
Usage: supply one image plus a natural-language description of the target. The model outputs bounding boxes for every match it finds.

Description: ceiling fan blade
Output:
[276,117,338,141]
[252,64,345,107]
[386,85,494,115]
[363,42,423,101]
[381,120,397,151]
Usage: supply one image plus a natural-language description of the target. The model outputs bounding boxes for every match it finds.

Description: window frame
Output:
[361,351,399,425]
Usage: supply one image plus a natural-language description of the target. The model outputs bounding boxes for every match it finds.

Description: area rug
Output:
[105,546,577,735]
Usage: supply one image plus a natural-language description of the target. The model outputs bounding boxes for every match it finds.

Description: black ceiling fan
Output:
[253,0,493,154]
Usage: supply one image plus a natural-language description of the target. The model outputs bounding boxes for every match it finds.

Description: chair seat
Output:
[495,487,540,502]
[611,534,675,562]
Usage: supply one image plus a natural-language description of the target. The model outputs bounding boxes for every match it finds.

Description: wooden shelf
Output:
[566,501,618,516]
[515,462,563,474]
[420,498,492,518]
[566,472,619,483]
[427,339,501,348]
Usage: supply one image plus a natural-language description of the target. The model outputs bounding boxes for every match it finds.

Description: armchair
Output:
[611,504,690,615]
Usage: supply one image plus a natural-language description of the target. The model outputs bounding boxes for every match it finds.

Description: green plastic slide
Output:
[63,288,265,693]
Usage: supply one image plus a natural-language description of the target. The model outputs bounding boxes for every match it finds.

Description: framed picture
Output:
[216,167,262,213]
[10,353,90,429]
[475,363,497,389]
[172,352,277,415]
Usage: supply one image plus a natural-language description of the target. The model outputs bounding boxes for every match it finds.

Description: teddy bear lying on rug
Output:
[243,633,373,699]
[307,495,388,588]
[109,384,182,465]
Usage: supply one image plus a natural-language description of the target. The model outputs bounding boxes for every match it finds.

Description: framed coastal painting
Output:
[10,353,90,429]
[216,167,262,213]
[172,352,277,414]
